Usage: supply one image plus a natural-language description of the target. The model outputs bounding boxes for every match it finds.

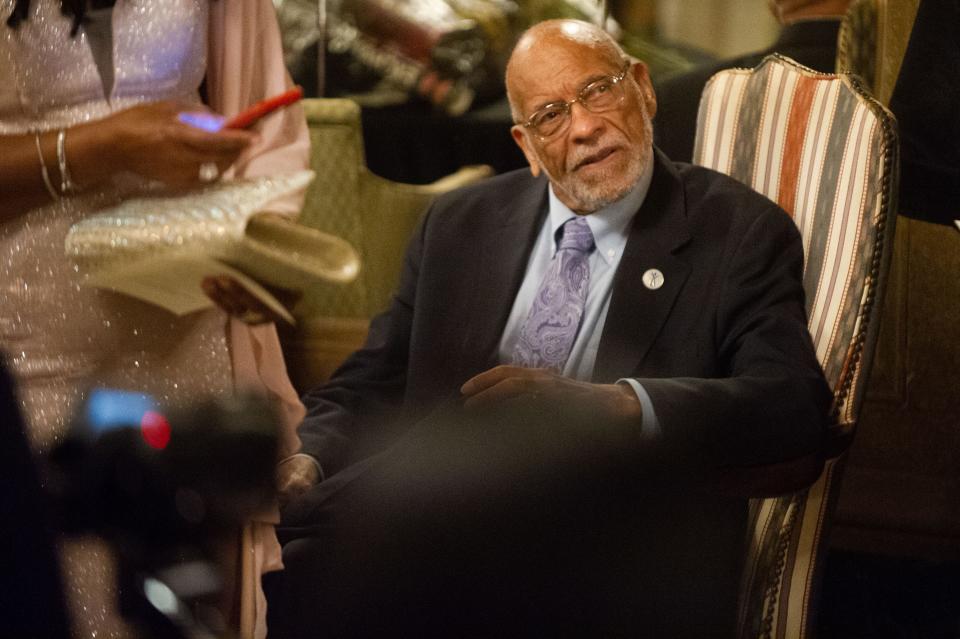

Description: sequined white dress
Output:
[0,1,308,637]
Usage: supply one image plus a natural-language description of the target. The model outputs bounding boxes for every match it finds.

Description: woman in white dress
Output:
[0,0,310,636]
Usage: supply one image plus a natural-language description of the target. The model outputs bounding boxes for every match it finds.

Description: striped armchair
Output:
[693,55,898,639]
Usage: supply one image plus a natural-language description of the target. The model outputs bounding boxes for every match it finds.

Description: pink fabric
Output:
[207,0,311,216]
[208,0,308,457]
[206,2,311,637]
[230,321,307,460]
[230,319,305,639]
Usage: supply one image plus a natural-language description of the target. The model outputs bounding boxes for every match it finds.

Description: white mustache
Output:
[568,144,618,171]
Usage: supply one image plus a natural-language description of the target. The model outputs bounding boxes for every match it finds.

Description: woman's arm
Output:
[0,130,64,216]
[0,101,258,223]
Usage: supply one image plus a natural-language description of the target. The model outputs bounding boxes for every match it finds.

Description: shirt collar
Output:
[546,149,654,265]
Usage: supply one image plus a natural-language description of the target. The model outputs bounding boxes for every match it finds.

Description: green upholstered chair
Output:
[283,98,493,391]
[693,55,898,639]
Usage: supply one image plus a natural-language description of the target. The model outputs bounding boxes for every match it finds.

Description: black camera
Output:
[46,388,280,637]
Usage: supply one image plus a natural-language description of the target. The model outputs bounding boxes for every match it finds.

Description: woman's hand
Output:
[0,101,258,220]
[71,101,259,189]
[201,274,300,325]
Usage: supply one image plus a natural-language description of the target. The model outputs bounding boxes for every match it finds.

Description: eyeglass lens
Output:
[529,73,625,138]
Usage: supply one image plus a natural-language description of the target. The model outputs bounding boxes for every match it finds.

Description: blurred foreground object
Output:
[0,359,71,639]
[48,390,280,638]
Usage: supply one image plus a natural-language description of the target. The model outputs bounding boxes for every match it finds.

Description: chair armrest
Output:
[711,426,854,498]
[425,165,494,193]
[712,452,826,498]
[363,164,494,197]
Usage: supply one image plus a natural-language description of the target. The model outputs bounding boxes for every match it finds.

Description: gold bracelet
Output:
[34,131,60,201]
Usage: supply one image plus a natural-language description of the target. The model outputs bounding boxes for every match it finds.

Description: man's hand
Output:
[460,365,643,423]
[276,455,321,508]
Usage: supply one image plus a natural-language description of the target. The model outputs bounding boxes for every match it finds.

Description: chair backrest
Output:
[286,98,492,389]
[693,55,898,639]
[297,98,388,319]
[297,98,493,319]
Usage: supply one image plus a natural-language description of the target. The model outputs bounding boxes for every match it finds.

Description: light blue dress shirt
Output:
[497,162,661,439]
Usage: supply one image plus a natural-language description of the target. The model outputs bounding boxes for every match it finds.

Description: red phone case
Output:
[224,86,304,129]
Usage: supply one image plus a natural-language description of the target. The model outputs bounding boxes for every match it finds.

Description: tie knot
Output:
[558,217,595,253]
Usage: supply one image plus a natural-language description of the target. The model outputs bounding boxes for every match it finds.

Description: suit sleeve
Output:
[637,207,831,469]
[296,207,429,476]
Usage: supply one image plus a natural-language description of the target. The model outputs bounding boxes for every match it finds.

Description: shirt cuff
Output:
[278,452,325,482]
[616,378,661,441]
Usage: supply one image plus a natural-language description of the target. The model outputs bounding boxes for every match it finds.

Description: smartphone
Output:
[224,86,304,129]
[178,86,304,132]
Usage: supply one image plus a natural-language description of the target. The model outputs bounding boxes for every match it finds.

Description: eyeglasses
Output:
[520,63,631,140]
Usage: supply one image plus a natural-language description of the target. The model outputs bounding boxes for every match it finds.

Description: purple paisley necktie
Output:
[511,216,595,370]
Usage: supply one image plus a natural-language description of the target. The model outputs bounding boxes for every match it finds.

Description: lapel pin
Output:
[642,268,664,290]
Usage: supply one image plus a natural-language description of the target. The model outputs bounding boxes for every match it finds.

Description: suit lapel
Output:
[457,173,549,378]
[593,152,693,383]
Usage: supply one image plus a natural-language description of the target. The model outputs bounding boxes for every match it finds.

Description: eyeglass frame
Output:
[518,61,633,141]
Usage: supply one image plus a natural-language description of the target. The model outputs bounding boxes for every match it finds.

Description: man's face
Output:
[510,40,657,214]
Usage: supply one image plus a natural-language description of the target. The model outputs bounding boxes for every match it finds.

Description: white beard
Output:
[543,107,654,214]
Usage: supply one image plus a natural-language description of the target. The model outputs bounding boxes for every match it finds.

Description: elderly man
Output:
[268,19,829,638]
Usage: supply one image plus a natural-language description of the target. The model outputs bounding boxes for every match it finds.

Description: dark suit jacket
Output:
[889,0,960,225]
[299,150,830,479]
[654,19,842,163]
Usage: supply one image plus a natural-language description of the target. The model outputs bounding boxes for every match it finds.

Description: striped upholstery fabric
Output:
[693,55,898,639]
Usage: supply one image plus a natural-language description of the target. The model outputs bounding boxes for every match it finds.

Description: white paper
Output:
[85,253,295,325]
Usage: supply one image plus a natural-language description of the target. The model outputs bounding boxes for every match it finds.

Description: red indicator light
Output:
[141,411,171,450]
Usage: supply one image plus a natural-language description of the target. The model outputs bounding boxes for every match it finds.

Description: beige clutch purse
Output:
[66,171,360,321]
